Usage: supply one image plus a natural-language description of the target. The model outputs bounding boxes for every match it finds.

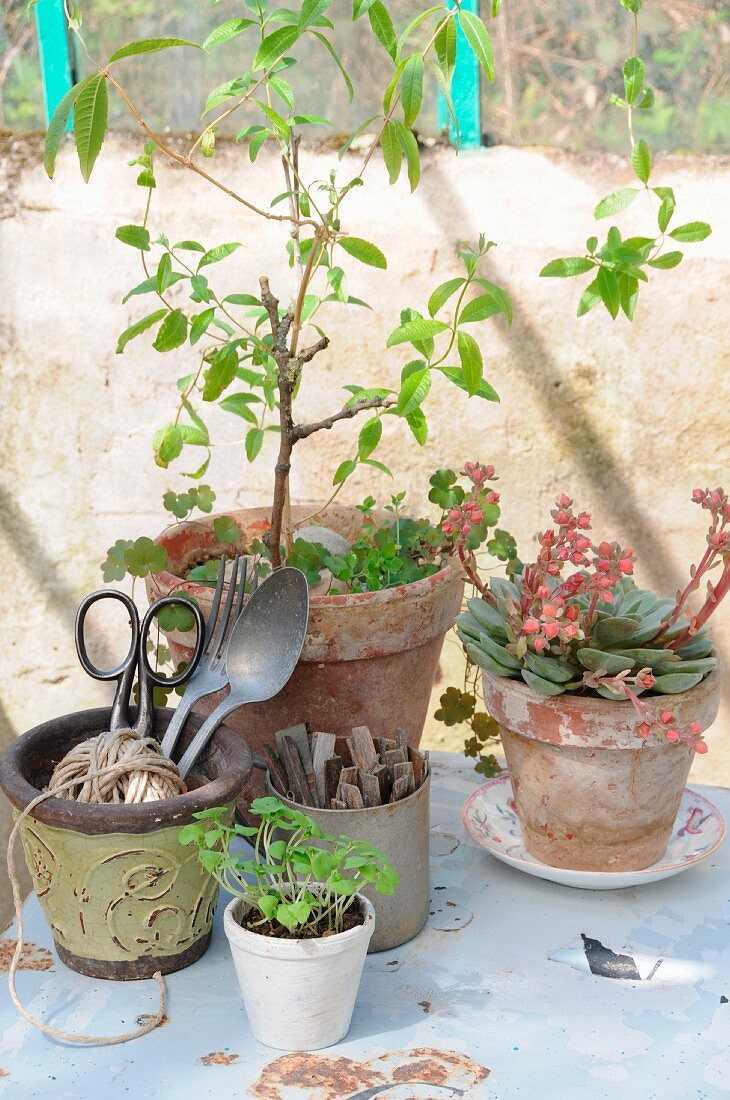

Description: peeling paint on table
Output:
[1,753,728,1099]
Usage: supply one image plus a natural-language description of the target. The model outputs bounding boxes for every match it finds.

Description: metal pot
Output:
[263,767,431,952]
[0,707,252,979]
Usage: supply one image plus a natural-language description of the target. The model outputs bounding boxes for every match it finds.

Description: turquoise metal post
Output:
[34,0,73,125]
[438,0,482,149]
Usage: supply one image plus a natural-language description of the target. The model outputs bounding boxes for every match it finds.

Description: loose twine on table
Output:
[6,729,187,1045]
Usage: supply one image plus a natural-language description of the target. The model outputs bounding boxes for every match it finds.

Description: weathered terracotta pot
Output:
[0,707,251,979]
[146,505,463,804]
[482,667,721,872]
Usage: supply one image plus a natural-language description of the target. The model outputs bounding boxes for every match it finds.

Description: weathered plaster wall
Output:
[1,135,728,927]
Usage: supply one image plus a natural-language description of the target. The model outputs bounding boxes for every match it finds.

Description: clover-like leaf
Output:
[428,467,463,510]
[101,538,134,581]
[191,484,216,513]
[163,490,194,519]
[434,687,475,726]
[156,600,197,633]
[474,754,501,778]
[187,560,222,585]
[486,528,518,563]
[123,536,168,578]
[472,711,500,742]
[213,516,242,544]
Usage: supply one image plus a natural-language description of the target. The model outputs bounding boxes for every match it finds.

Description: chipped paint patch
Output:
[0,939,54,971]
[430,830,461,858]
[428,900,474,933]
[135,1012,168,1028]
[380,1048,490,1096]
[200,1052,239,1066]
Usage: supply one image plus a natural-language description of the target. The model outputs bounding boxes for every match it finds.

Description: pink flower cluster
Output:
[584,668,709,753]
[662,486,730,652]
[636,711,707,754]
[441,462,500,540]
[513,494,635,653]
[538,494,634,601]
[520,593,582,654]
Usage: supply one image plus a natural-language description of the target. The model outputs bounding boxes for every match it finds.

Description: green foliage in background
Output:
[4,0,727,153]
[540,0,712,318]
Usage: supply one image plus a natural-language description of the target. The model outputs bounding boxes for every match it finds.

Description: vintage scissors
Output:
[75,590,205,739]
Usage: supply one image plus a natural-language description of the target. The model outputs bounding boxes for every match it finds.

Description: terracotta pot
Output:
[482,667,722,872]
[0,708,251,979]
[146,505,463,805]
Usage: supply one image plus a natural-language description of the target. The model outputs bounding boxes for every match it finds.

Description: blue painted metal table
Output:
[1,753,728,1098]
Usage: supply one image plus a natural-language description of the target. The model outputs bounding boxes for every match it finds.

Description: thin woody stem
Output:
[289,234,327,359]
[187,62,283,158]
[457,542,490,598]
[260,277,296,569]
[103,71,317,227]
[669,559,730,652]
[293,396,394,440]
[292,480,347,531]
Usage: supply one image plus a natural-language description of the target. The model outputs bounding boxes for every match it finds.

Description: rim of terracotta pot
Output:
[149,504,461,610]
[481,663,722,750]
[0,706,252,832]
[146,505,465,661]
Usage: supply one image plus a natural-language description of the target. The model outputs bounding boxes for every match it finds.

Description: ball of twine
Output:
[47,727,187,804]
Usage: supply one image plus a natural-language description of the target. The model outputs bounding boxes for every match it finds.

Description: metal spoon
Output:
[175,567,309,780]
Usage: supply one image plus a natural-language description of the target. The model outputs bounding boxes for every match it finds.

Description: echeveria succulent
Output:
[458,579,716,700]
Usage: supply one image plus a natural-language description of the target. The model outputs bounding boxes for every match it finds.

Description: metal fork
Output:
[159,554,258,759]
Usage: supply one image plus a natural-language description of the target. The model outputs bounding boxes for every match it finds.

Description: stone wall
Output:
[1,135,728,928]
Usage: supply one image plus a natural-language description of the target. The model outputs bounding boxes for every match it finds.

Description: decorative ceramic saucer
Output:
[461,773,726,890]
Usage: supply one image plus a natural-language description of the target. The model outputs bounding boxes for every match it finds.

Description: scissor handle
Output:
[138,596,206,688]
[75,589,140,732]
[75,590,139,681]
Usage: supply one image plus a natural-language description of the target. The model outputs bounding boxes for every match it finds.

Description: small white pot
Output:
[223,894,375,1051]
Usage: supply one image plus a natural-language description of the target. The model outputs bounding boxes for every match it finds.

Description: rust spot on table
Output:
[388,1048,490,1089]
[200,1052,239,1066]
[0,939,54,971]
[251,1054,384,1098]
[250,1047,490,1098]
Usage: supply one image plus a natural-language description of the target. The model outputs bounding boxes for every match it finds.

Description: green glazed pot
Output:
[0,707,251,980]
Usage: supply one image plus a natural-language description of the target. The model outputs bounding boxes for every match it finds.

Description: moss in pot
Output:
[438,467,728,872]
[179,796,397,1051]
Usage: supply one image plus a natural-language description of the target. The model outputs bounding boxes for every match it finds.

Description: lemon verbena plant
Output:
[540,0,712,319]
[41,0,511,586]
